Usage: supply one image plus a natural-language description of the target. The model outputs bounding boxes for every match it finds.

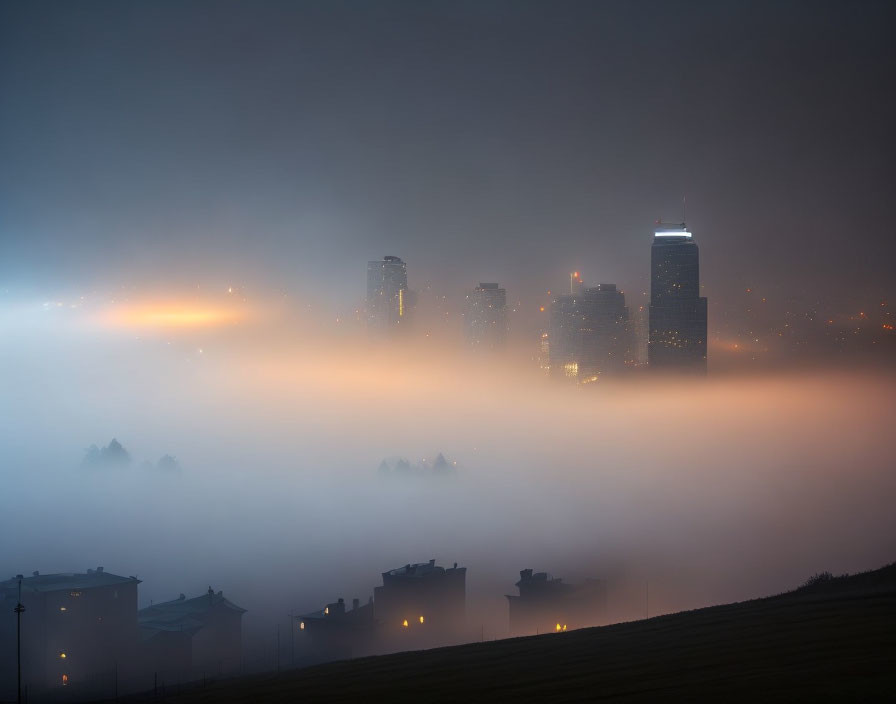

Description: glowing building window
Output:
[401,619,409,628]
[62,674,69,686]
[299,621,305,630]
[59,607,67,612]
[419,616,424,624]
[324,607,329,615]
[69,591,81,598]
[563,362,578,378]
[59,652,67,659]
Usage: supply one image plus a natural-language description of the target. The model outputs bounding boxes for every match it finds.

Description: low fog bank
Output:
[1,300,894,652]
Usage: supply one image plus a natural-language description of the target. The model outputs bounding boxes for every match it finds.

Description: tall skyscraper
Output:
[463,283,507,349]
[648,224,708,372]
[367,255,413,333]
[630,303,649,366]
[549,276,630,381]
[578,284,630,376]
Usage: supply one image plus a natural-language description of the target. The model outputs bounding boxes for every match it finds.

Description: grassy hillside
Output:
[126,563,896,703]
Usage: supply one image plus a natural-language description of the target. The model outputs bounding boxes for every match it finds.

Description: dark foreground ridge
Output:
[122,563,896,703]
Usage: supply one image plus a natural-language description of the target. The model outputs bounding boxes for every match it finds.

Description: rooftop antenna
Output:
[682,195,687,226]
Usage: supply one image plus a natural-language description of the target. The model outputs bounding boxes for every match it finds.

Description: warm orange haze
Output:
[2,291,894,663]
[2,0,895,698]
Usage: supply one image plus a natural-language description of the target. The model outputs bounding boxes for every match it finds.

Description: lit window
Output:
[419,616,424,624]
[401,619,408,627]
[299,622,305,630]
[324,607,329,615]
[59,607,67,612]
[62,674,69,686]
[59,652,67,659]
[69,591,81,598]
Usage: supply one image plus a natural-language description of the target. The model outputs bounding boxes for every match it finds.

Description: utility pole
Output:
[289,613,295,666]
[15,577,25,704]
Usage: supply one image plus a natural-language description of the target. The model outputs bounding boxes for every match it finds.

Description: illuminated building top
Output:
[654,223,692,239]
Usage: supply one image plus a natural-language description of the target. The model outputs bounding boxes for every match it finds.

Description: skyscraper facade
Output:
[366,256,412,333]
[463,283,507,349]
[648,224,708,372]
[549,277,630,381]
[578,284,631,375]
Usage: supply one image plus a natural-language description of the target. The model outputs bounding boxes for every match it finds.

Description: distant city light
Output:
[654,231,692,237]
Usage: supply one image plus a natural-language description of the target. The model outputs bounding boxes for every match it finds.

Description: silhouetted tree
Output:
[802,571,835,588]
[433,453,450,473]
[82,438,131,467]
[156,454,182,472]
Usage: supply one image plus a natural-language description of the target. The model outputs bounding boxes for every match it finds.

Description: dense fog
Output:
[1,294,894,659]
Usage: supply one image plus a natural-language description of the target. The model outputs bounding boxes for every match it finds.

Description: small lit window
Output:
[418,616,424,624]
[324,607,329,615]
[69,591,81,598]
[62,674,69,686]
[59,652,67,659]
[299,621,305,630]
[59,607,67,612]
[401,619,408,628]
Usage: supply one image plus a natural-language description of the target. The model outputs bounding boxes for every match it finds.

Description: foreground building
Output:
[138,587,246,681]
[297,596,378,662]
[648,223,708,372]
[463,283,507,349]
[506,569,606,636]
[374,560,466,648]
[0,568,141,700]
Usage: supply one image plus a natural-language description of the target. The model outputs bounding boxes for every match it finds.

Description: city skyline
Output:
[1,1,893,320]
[1,2,894,701]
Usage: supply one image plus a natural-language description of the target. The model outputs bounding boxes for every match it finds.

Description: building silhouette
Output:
[0,568,140,700]
[296,596,378,663]
[373,560,466,647]
[366,255,414,334]
[648,223,708,372]
[630,303,649,366]
[506,569,606,636]
[463,283,507,349]
[138,587,246,682]
[549,277,631,381]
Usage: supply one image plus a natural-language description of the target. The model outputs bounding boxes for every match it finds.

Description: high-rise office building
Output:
[549,276,630,381]
[463,283,507,349]
[548,293,581,379]
[578,284,630,376]
[367,256,413,333]
[648,224,708,372]
[630,303,649,366]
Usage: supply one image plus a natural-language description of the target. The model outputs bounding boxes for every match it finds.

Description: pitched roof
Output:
[0,569,139,595]
[139,588,245,626]
[138,589,245,641]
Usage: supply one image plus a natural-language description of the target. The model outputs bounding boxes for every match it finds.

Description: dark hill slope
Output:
[129,563,896,703]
